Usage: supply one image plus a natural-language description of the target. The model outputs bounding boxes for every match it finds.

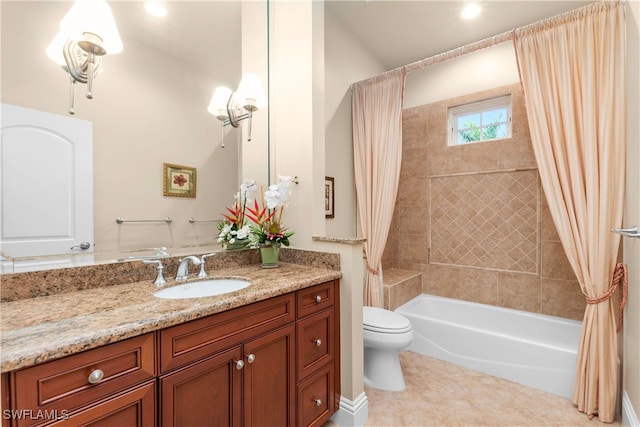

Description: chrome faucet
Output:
[175,256,201,281]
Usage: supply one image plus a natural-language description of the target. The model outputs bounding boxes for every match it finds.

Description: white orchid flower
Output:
[277,176,293,199]
[264,184,282,209]
[240,180,256,202]
[236,225,251,239]
[264,176,295,209]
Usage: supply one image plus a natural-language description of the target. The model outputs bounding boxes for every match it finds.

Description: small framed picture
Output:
[325,176,335,218]
[163,163,196,198]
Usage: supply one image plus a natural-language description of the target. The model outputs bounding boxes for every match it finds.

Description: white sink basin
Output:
[154,279,251,299]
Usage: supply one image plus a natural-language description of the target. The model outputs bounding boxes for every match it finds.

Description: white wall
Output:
[623,1,640,424]
[404,42,519,107]
[241,1,270,188]
[269,1,326,247]
[324,11,387,238]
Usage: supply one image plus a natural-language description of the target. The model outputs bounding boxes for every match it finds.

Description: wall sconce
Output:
[207,73,266,147]
[46,0,123,115]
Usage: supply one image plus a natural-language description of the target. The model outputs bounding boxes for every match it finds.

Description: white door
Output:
[0,103,93,258]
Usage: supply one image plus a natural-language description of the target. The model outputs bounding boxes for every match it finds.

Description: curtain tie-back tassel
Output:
[366,264,379,275]
[585,263,628,332]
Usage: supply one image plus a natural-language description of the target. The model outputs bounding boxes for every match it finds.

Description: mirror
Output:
[0,1,269,272]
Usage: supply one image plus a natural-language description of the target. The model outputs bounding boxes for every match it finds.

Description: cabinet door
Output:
[243,325,295,427]
[160,346,242,427]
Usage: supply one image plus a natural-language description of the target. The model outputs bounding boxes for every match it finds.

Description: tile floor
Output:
[331,351,622,427]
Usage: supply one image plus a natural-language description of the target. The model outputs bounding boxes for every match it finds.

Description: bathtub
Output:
[395,294,582,399]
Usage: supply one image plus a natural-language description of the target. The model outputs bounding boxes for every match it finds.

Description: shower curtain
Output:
[352,68,406,307]
[513,2,627,422]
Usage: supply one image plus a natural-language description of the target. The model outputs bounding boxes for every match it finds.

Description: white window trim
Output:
[447,94,513,146]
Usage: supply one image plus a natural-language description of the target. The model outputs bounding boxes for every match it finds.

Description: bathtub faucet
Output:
[175,256,201,281]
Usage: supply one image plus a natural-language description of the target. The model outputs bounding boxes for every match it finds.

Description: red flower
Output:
[222,201,245,227]
[245,199,275,228]
[173,174,187,187]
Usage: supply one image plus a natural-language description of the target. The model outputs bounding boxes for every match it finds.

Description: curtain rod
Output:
[352,0,621,88]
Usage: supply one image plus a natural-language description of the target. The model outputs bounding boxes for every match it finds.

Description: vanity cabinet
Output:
[6,279,340,427]
[158,293,296,426]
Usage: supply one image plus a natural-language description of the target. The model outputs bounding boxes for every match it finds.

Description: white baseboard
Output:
[623,390,640,427]
[331,392,369,427]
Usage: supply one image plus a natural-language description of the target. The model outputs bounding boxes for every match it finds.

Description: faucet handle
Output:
[197,253,216,278]
[143,259,167,285]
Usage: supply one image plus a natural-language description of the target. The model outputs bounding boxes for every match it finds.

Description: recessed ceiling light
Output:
[144,1,167,18]
[461,3,482,20]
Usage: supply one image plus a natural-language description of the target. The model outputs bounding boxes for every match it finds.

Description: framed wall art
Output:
[325,176,334,218]
[163,162,196,198]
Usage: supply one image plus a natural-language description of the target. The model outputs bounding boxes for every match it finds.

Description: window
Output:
[448,95,512,146]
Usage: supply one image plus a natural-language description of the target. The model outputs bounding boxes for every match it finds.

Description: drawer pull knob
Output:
[313,339,322,347]
[88,369,104,384]
[315,295,322,303]
[235,360,245,370]
[247,353,256,364]
[314,398,322,407]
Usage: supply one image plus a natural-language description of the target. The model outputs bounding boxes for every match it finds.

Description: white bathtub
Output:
[395,294,582,399]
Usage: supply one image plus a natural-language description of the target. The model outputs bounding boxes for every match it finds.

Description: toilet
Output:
[363,306,414,391]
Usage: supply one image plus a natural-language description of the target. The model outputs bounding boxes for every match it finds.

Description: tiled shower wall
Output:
[383,83,586,321]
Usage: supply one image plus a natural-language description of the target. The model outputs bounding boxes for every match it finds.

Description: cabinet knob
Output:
[314,398,322,407]
[313,339,322,347]
[246,353,255,364]
[235,360,245,370]
[315,295,322,303]
[87,369,104,384]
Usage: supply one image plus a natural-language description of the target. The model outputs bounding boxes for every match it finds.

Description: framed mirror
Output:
[0,1,269,273]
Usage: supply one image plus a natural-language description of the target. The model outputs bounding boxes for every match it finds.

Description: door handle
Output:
[70,242,91,250]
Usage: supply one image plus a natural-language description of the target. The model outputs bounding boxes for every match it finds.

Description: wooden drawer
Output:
[297,309,334,380]
[297,363,334,427]
[297,281,335,319]
[12,333,155,427]
[159,293,295,373]
[49,380,156,427]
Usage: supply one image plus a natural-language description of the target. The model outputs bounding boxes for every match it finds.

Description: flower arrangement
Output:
[245,176,295,248]
[216,180,256,249]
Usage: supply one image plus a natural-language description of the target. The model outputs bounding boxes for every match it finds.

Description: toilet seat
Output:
[363,306,412,334]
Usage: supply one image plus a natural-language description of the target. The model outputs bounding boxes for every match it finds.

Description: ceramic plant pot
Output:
[259,244,280,268]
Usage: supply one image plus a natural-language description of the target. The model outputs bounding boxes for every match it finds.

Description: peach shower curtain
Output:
[352,69,406,307]
[513,2,626,422]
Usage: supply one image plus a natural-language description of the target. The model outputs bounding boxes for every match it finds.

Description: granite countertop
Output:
[0,263,341,373]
